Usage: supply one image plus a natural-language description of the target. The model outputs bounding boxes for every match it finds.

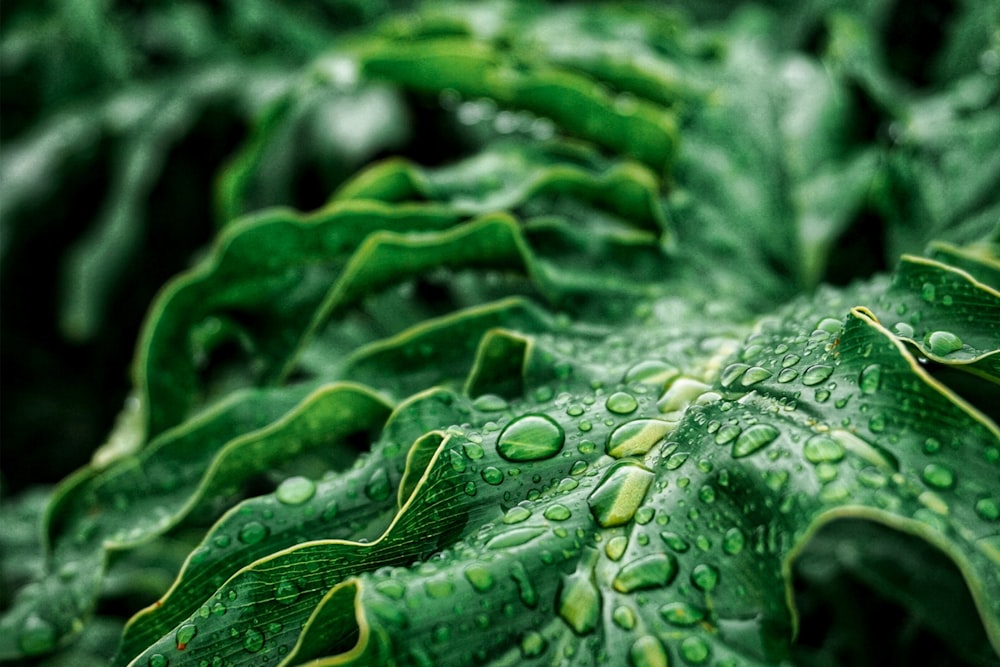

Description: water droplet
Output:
[519,630,546,658]
[544,504,572,521]
[921,282,936,302]
[858,364,881,395]
[613,553,678,592]
[510,561,537,608]
[925,330,963,356]
[243,628,264,653]
[18,615,56,656]
[503,506,532,524]
[175,623,197,650]
[606,392,639,415]
[801,365,834,386]
[424,579,455,599]
[892,322,914,338]
[487,526,547,550]
[613,605,637,630]
[606,419,673,458]
[680,635,710,664]
[148,654,169,667]
[660,601,705,626]
[777,368,798,383]
[732,424,780,458]
[816,317,842,333]
[605,535,628,561]
[464,481,478,496]
[975,497,999,521]
[698,485,716,504]
[497,414,565,461]
[720,363,751,388]
[722,528,745,555]
[803,434,845,463]
[276,476,316,505]
[657,378,711,413]
[587,462,655,527]
[630,635,669,667]
[741,367,772,386]
[481,466,505,485]
[463,563,495,592]
[473,394,508,411]
[781,353,801,368]
[238,521,268,545]
[570,460,588,475]
[625,360,679,387]
[660,530,690,552]
[714,424,741,445]
[375,579,405,600]
[557,549,601,634]
[868,413,887,433]
[691,563,719,591]
[921,463,956,489]
[275,580,301,604]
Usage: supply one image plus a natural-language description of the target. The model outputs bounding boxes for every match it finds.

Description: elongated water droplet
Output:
[714,424,741,445]
[613,553,678,593]
[587,462,654,527]
[660,530,690,552]
[720,363,751,388]
[276,476,316,505]
[858,364,881,395]
[510,561,537,608]
[544,504,572,521]
[921,463,956,490]
[741,366,772,386]
[732,424,779,458]
[557,549,601,635]
[781,353,801,368]
[487,526,547,550]
[606,392,639,415]
[802,365,834,386]
[502,506,532,524]
[926,330,963,356]
[365,467,391,501]
[630,635,669,667]
[657,378,711,413]
[625,360,679,386]
[175,623,197,650]
[921,282,936,302]
[464,563,494,592]
[803,434,845,463]
[497,414,565,461]
[607,419,673,458]
[659,601,705,626]
[776,368,798,383]
[472,394,508,411]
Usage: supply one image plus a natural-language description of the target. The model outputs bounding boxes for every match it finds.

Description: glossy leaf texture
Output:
[2,1,999,666]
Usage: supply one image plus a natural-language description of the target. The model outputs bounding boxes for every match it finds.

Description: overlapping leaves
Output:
[2,1,999,666]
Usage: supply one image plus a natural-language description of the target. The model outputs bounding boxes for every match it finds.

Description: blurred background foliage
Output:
[0,0,998,664]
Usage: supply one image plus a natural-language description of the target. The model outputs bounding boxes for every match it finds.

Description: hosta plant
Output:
[2,2,999,666]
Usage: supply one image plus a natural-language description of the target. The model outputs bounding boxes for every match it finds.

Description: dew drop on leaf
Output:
[374,579,405,600]
[691,563,719,591]
[781,353,801,368]
[732,424,779,458]
[472,394,508,411]
[722,527,745,555]
[543,504,572,521]
[175,623,197,650]
[510,561,537,607]
[714,424,741,445]
[557,549,602,635]
[625,360,679,387]
[680,635,711,664]
[463,563,494,591]
[424,579,455,599]
[925,330,963,355]
[481,466,504,485]
[975,498,999,521]
[612,552,678,592]
[243,628,264,653]
[274,580,300,604]
[502,506,532,524]
[630,635,669,667]
[486,525,547,550]
[776,368,798,383]
[605,391,639,415]
[921,463,956,490]
[364,467,392,501]
[660,602,705,626]
[148,654,169,667]
[520,630,546,657]
[605,535,628,561]
[238,521,269,545]
[18,614,56,656]
[496,414,565,461]
[275,476,316,505]
[858,364,881,395]
[892,322,915,338]
[606,419,673,458]
[587,461,655,527]
[801,364,834,386]
[741,366,772,386]
[613,605,637,630]
[803,434,845,463]
[660,530,690,552]
[720,363,751,387]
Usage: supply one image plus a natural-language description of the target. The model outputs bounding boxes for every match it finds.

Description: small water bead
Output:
[630,635,669,667]
[680,636,711,664]
[814,389,831,403]
[921,463,956,490]
[776,368,799,383]
[657,378,711,413]
[816,317,842,334]
[722,528,745,555]
[781,353,801,368]
[481,466,505,485]
[858,364,882,395]
[921,282,937,302]
[520,631,546,658]
[665,452,689,470]
[472,394,508,411]
[714,424,741,445]
[18,615,56,656]
[741,366,772,386]
[801,365,834,386]
[364,468,392,501]
[803,435,845,464]
[698,485,716,504]
[274,579,301,605]
[148,654,169,667]
[925,330,963,356]
[892,322,915,338]
[868,413,887,433]
[732,424,780,458]
[567,405,585,417]
[720,363,751,388]
[276,476,316,505]
[691,563,719,592]
[612,552,678,593]
[607,419,673,458]
[497,414,565,461]
[605,535,629,561]
[612,605,637,630]
[464,564,495,591]
[544,504,572,521]
[606,392,639,415]
[975,498,1000,521]
[175,623,197,650]
[503,506,532,524]
[464,442,485,459]
[660,602,705,626]
[238,521,268,545]
[660,531,690,552]
[243,628,264,653]
[587,462,655,528]
[510,561,538,608]
[464,481,478,496]
[374,579,405,600]
[487,526,547,550]
[625,360,680,387]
